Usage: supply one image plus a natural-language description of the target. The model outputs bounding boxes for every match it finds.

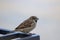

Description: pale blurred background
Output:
[0,0,60,40]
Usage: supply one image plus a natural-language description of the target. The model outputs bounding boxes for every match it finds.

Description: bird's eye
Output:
[35,20,37,22]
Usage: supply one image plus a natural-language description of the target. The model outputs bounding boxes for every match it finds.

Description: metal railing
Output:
[0,29,40,40]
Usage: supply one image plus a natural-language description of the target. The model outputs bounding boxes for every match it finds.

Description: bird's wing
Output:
[15,19,34,29]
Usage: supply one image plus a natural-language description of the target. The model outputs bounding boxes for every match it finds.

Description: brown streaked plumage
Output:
[15,16,39,33]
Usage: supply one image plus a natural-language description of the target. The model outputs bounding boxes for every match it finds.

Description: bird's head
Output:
[29,16,39,22]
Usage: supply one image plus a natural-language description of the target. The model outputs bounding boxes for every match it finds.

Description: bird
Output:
[15,16,39,33]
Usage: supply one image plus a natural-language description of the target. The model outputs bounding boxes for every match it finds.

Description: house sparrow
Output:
[15,16,39,33]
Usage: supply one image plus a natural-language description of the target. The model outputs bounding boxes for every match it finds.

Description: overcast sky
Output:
[0,0,60,40]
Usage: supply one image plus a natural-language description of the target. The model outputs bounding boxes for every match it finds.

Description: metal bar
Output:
[0,29,40,40]
[0,32,30,40]
[0,29,13,34]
